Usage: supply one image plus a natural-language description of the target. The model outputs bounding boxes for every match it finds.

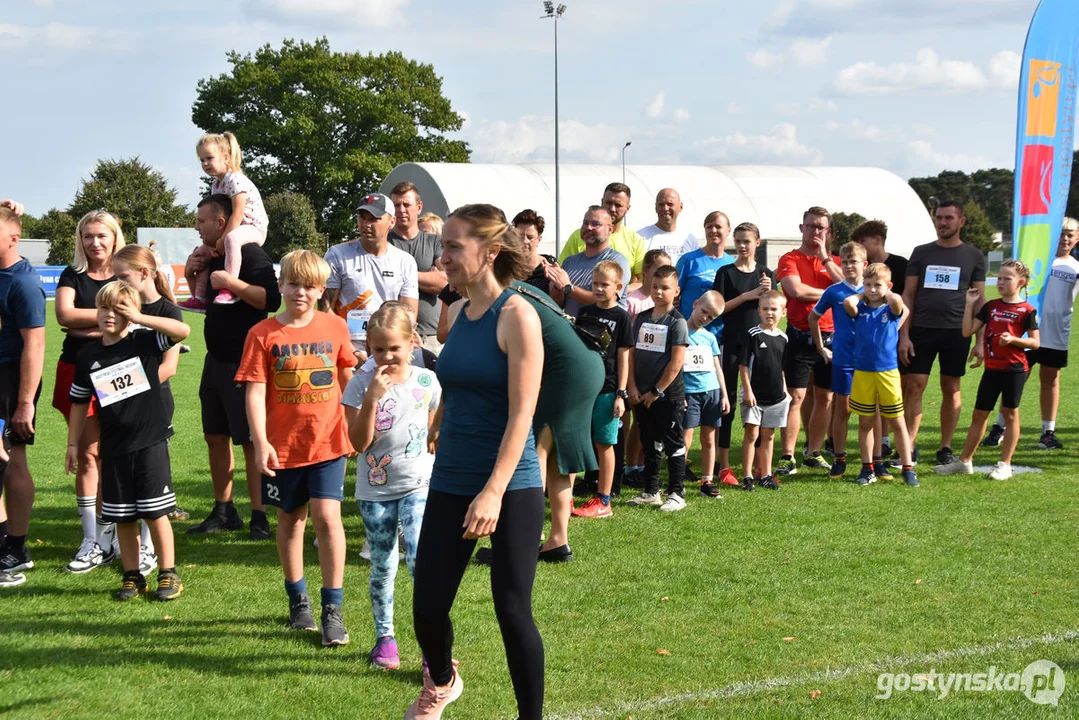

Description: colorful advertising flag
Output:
[1012,0,1079,311]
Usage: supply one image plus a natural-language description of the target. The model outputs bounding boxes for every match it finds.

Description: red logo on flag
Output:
[1019,144,1054,216]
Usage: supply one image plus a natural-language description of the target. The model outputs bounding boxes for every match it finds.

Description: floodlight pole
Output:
[622,141,631,184]
[542,3,567,256]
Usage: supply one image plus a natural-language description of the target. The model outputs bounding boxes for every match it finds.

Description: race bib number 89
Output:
[924,264,961,291]
[637,322,668,353]
[90,357,151,407]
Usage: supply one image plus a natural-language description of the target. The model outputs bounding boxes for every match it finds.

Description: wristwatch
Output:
[562,282,573,297]
[616,389,629,400]
[651,387,665,399]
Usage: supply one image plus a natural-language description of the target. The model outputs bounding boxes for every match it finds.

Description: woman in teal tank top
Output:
[408,205,546,720]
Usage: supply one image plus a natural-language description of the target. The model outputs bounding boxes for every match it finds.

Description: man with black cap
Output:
[325,192,419,361]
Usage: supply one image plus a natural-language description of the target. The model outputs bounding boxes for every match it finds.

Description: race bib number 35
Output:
[637,322,669,353]
[90,357,151,407]
[924,265,961,291]
[683,346,711,373]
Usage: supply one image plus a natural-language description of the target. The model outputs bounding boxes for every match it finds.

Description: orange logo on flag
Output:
[1025,59,1062,137]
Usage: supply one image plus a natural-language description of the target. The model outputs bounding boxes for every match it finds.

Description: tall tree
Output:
[68,157,195,243]
[263,191,327,261]
[192,38,471,243]
[37,209,78,266]
[962,201,996,251]
[829,211,867,252]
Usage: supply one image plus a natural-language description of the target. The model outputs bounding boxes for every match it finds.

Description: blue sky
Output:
[0,0,1048,217]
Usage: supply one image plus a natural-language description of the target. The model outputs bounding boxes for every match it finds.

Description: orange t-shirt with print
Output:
[236,311,356,468]
[777,249,840,332]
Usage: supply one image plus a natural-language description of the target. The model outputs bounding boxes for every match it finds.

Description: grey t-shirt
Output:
[632,308,690,397]
[388,229,442,337]
[906,241,986,329]
[340,365,442,502]
[561,247,631,316]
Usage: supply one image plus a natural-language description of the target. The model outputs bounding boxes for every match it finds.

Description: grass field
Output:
[2,310,1078,719]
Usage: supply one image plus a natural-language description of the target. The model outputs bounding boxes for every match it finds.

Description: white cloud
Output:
[0,22,136,53]
[808,98,839,113]
[464,115,632,164]
[835,48,1019,95]
[775,102,801,115]
[672,108,691,123]
[767,0,1031,35]
[244,0,412,29]
[905,139,989,172]
[824,119,886,141]
[645,93,665,119]
[696,123,824,165]
[727,102,745,115]
[790,36,832,65]
[747,49,782,69]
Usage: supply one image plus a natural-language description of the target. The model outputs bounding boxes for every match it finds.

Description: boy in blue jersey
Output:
[808,242,866,480]
[843,263,918,487]
[681,291,729,499]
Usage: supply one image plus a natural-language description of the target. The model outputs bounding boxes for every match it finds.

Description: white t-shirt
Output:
[638,224,699,266]
[324,241,419,349]
[1040,255,1079,350]
[211,172,269,236]
[340,365,441,502]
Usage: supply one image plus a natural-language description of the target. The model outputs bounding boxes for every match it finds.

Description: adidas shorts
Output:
[101,440,175,523]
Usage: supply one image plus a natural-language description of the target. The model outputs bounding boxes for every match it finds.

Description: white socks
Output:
[77,496,96,543]
[1043,420,1055,432]
[140,520,155,554]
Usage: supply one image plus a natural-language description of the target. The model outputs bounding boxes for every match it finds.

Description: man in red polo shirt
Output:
[775,206,843,476]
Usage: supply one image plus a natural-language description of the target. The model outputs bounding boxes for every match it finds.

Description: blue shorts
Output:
[263,456,347,513]
[686,389,724,429]
[831,365,855,396]
[590,392,620,446]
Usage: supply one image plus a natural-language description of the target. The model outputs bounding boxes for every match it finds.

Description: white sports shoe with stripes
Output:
[66,539,113,574]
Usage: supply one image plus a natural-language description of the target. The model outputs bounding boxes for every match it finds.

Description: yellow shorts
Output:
[849,369,904,418]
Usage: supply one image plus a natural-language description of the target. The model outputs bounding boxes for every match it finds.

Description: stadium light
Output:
[541,2,567,255]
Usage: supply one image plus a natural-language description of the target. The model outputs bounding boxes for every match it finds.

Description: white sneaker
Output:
[66,540,111,574]
[989,461,1013,481]
[933,458,973,475]
[626,492,663,506]
[659,494,687,512]
[360,538,371,561]
[139,545,158,574]
[0,570,26,588]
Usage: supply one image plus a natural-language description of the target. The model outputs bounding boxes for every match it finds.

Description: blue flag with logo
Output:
[1012,0,1079,313]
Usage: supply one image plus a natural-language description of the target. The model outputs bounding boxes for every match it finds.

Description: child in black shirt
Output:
[739,290,789,491]
[66,282,191,601]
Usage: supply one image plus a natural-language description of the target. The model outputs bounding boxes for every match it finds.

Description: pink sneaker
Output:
[371,636,400,670]
[405,665,462,719]
[178,297,208,313]
[213,289,240,305]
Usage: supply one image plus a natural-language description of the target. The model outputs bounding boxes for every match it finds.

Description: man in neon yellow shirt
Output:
[558,182,646,277]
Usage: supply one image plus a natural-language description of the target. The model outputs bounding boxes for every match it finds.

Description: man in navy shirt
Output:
[0,203,46,585]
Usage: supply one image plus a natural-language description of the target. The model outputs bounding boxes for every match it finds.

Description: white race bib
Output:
[683,346,711,373]
[636,322,668,353]
[90,357,151,408]
[924,265,961,291]
[347,309,374,342]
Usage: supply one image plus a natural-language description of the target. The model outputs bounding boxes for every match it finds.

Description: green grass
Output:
[2,311,1079,719]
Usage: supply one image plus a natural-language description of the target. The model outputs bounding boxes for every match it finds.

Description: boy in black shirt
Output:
[739,290,789,491]
[573,261,633,518]
[626,266,690,511]
[66,282,191,601]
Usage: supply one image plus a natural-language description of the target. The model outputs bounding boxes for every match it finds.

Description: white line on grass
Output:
[545,630,1079,719]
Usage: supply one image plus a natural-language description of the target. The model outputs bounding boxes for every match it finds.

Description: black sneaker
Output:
[981,424,1005,447]
[249,513,272,541]
[1038,430,1064,450]
[115,571,147,601]
[828,459,847,480]
[155,570,184,601]
[538,544,574,563]
[873,462,894,481]
[699,481,721,498]
[0,543,32,573]
[935,447,956,466]
[902,469,920,487]
[321,604,350,647]
[474,546,493,566]
[757,475,781,490]
[740,476,755,492]
[187,506,245,534]
[622,468,644,488]
[855,467,877,486]
[289,594,318,631]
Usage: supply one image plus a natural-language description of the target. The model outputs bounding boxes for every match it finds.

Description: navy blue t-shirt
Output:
[0,258,46,364]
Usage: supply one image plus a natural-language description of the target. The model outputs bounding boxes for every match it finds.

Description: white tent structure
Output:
[380,163,935,264]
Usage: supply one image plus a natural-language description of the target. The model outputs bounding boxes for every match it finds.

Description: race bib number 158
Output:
[924,264,961,291]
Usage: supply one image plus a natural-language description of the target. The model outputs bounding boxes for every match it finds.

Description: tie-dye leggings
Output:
[358,490,427,639]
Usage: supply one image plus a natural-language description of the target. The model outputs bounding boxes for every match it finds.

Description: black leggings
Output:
[717,343,742,450]
[413,487,545,720]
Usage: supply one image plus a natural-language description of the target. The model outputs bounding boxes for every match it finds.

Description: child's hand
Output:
[999,331,1016,347]
[209,270,234,291]
[366,365,394,402]
[818,346,833,364]
[966,287,980,304]
[114,296,142,323]
[743,390,757,407]
[255,441,279,477]
[721,394,731,415]
[759,273,772,293]
[64,444,78,474]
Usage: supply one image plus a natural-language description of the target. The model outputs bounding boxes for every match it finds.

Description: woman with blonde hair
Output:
[52,211,124,576]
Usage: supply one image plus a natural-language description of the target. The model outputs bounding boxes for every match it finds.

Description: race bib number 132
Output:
[90,357,151,407]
